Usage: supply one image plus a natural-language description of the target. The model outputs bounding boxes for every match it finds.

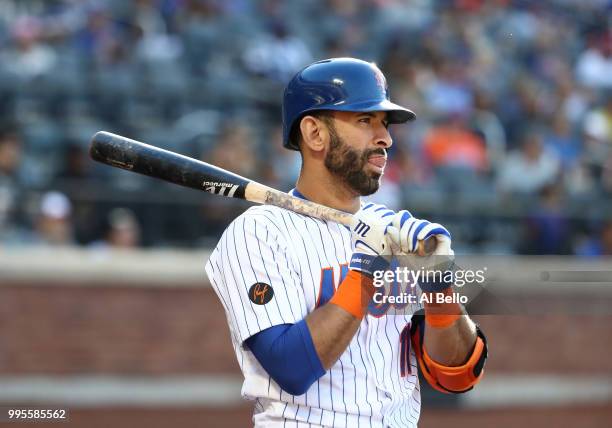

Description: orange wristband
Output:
[424,287,462,328]
[329,270,375,318]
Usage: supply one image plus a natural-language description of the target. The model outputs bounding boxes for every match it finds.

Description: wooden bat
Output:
[89,131,436,256]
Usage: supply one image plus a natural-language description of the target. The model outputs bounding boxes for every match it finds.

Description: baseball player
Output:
[205,58,487,427]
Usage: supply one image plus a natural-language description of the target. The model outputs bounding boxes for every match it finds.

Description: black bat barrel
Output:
[89,131,249,199]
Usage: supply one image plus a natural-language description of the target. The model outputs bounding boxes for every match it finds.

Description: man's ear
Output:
[299,115,328,152]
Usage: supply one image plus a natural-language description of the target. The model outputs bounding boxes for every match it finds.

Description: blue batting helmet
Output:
[282,57,416,150]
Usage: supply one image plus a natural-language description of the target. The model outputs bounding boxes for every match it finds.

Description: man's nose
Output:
[374,125,392,149]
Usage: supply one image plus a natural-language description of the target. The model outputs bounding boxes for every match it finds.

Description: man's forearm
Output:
[306,289,479,370]
[423,312,478,366]
[305,269,374,369]
[305,303,362,369]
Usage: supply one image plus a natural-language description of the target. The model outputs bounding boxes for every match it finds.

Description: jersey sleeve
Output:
[205,211,307,345]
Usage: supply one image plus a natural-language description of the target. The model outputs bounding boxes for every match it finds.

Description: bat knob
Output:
[417,236,437,257]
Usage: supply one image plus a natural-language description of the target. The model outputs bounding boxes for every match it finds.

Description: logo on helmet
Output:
[372,65,387,93]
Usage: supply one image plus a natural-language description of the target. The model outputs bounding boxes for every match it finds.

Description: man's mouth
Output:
[367,154,387,172]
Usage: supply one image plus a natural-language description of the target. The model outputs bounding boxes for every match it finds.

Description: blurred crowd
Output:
[0,0,611,255]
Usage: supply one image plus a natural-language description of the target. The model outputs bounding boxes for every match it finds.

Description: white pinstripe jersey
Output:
[205,190,423,427]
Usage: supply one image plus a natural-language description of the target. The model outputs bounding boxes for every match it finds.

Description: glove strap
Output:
[349,253,390,277]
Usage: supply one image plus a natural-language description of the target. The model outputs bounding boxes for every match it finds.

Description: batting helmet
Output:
[282,57,416,150]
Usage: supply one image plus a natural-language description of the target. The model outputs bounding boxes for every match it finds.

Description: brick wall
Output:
[0,283,237,375]
[1,282,610,375]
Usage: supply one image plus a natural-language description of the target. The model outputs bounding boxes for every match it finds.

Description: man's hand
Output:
[349,203,395,276]
[386,210,455,290]
[387,210,453,257]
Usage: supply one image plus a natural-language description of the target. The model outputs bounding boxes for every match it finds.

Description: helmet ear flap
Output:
[287,115,304,151]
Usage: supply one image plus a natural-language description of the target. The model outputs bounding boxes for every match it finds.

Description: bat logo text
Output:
[203,181,239,197]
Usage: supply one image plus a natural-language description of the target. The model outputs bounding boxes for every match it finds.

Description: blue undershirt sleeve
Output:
[244,319,326,396]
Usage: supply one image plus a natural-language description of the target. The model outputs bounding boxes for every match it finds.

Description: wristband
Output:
[329,270,375,318]
[349,253,390,277]
[423,286,462,328]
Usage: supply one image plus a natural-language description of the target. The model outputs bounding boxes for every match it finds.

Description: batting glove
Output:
[387,210,456,292]
[349,203,395,277]
[387,210,453,257]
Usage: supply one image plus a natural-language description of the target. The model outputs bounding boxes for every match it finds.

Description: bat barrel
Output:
[90,131,250,198]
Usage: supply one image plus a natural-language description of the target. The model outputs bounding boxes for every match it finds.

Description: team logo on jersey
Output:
[248,282,274,305]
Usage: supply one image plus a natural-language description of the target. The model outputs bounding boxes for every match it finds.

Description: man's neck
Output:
[295,168,361,214]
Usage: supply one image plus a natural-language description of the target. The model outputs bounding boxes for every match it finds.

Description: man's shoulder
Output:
[218,205,296,242]
[207,208,275,258]
[206,206,297,268]
[229,205,294,231]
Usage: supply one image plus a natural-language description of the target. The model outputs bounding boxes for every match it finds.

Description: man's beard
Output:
[324,122,385,196]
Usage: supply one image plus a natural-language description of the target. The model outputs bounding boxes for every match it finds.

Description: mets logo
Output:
[372,65,387,92]
[248,282,274,305]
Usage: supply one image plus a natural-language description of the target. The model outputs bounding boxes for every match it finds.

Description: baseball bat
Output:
[89,131,436,255]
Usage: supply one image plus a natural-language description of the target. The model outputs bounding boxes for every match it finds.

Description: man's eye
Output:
[359,118,371,124]
[383,121,389,129]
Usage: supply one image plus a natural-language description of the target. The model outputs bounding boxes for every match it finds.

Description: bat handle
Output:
[297,197,438,256]
[255,187,439,256]
[345,214,438,257]
[419,236,438,257]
